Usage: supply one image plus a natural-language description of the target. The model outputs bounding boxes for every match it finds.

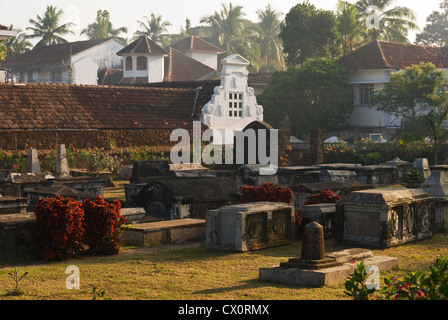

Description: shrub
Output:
[345,255,448,300]
[82,196,126,255]
[34,196,85,262]
[302,189,341,206]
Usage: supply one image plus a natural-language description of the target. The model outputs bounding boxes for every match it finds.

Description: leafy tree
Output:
[279,2,342,67]
[337,1,366,55]
[258,58,353,137]
[200,3,261,71]
[355,0,419,43]
[81,10,128,44]
[415,0,448,46]
[133,13,172,45]
[422,106,448,164]
[27,5,75,47]
[372,62,448,133]
[256,5,285,72]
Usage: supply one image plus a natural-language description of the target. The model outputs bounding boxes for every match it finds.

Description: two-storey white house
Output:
[2,38,125,84]
[336,40,448,141]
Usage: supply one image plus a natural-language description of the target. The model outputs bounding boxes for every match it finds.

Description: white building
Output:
[2,38,125,84]
[201,54,264,143]
[337,40,448,140]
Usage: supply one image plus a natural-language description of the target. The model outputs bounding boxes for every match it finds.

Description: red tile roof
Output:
[337,40,448,72]
[0,83,208,130]
[117,35,168,56]
[170,36,226,54]
[0,24,8,30]
[2,38,116,68]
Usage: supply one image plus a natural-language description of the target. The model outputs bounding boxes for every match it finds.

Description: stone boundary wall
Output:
[0,129,291,166]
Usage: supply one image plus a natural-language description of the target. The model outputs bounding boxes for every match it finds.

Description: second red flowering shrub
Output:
[34,196,85,262]
[302,189,342,206]
[82,196,126,255]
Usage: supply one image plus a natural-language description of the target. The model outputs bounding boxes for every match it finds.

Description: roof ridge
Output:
[374,40,391,69]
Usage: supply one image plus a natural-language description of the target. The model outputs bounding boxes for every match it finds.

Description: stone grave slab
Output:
[119,218,206,246]
[206,202,295,252]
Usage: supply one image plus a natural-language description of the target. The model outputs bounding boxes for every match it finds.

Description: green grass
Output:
[1,234,447,300]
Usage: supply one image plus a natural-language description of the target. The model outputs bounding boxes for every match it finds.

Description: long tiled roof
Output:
[0,83,212,130]
[170,36,226,54]
[2,38,116,68]
[337,40,448,72]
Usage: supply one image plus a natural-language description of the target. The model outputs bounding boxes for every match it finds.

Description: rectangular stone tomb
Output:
[0,196,28,214]
[259,248,398,287]
[299,203,336,239]
[0,212,37,258]
[206,202,295,252]
[335,189,434,248]
[119,219,206,246]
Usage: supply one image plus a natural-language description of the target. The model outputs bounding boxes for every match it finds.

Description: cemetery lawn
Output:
[0,233,448,300]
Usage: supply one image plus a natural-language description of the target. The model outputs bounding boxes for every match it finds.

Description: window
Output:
[52,71,62,83]
[359,84,374,105]
[125,56,133,71]
[228,92,243,118]
[136,56,147,70]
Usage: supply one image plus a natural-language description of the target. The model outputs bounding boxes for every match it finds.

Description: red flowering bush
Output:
[240,183,302,226]
[241,182,293,204]
[82,196,126,255]
[34,196,85,262]
[302,189,342,206]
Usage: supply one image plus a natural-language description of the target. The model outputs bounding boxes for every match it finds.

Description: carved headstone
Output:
[55,144,70,178]
[26,149,40,174]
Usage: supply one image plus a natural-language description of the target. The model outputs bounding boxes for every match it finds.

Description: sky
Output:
[0,0,445,43]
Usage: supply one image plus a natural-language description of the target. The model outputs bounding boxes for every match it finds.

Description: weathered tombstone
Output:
[279,222,340,269]
[335,188,434,248]
[413,158,431,180]
[319,170,356,182]
[382,157,412,181]
[206,202,295,251]
[310,130,324,165]
[26,149,40,174]
[420,165,448,197]
[55,144,70,178]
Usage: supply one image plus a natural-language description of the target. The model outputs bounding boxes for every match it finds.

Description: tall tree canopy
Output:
[200,3,261,71]
[256,5,285,72]
[258,58,353,137]
[81,10,128,44]
[415,0,448,46]
[27,5,75,47]
[355,0,419,43]
[279,2,342,67]
[133,13,172,44]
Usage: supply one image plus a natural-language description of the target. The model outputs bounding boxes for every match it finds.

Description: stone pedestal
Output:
[420,165,448,197]
[26,149,40,174]
[55,144,70,178]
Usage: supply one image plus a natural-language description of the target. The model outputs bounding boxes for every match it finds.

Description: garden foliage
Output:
[33,195,126,261]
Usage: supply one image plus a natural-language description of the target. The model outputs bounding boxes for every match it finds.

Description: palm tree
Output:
[256,5,285,72]
[133,13,171,45]
[81,10,128,44]
[337,1,366,55]
[4,27,32,58]
[356,0,419,43]
[27,5,75,47]
[200,3,261,71]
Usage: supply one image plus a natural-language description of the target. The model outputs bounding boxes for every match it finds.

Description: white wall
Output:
[73,39,124,70]
[185,51,218,70]
[71,57,99,85]
[122,54,165,83]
